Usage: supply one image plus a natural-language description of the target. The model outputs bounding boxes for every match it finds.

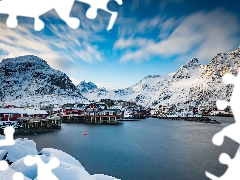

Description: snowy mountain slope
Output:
[77,58,207,107]
[148,47,240,108]
[78,75,172,106]
[76,80,108,99]
[1,47,239,108]
[0,55,87,106]
[78,47,240,108]
[147,57,207,107]
[76,81,98,93]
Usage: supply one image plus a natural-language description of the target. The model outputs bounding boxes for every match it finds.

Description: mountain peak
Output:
[77,81,98,93]
[173,57,203,80]
[0,55,86,104]
[143,75,162,79]
[184,57,200,68]
[2,55,45,62]
[1,55,50,69]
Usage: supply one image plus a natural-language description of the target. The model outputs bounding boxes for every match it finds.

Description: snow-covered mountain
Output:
[76,81,98,93]
[78,75,172,106]
[148,47,240,108]
[0,55,87,106]
[1,47,239,108]
[78,47,240,108]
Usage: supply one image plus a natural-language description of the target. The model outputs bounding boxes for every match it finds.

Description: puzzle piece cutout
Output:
[12,172,25,180]
[78,0,123,30]
[0,160,25,180]
[0,0,79,30]
[24,155,60,180]
[0,160,8,171]
[206,71,240,179]
[0,132,24,180]
[0,126,15,146]
[212,73,240,146]
[206,147,240,179]
[0,0,123,30]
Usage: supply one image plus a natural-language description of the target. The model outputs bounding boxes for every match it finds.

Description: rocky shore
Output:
[152,116,221,124]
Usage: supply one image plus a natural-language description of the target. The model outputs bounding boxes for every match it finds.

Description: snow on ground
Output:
[0,165,31,180]
[1,94,88,107]
[0,135,120,180]
[0,150,7,160]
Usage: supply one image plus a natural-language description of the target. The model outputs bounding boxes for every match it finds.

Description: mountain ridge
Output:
[0,55,87,106]
[1,47,240,107]
[78,47,240,108]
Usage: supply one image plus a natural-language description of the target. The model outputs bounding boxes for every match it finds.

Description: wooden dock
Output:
[0,117,62,135]
[61,115,123,124]
[118,119,140,122]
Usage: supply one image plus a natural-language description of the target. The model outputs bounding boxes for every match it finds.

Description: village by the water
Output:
[0,99,231,134]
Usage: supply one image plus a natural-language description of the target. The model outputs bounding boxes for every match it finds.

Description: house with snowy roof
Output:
[84,103,107,115]
[99,109,123,116]
[0,108,48,121]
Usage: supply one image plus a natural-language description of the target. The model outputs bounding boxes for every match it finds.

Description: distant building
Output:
[0,108,48,121]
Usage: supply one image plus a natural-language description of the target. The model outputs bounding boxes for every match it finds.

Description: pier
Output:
[0,117,62,135]
[118,119,140,122]
[61,115,123,124]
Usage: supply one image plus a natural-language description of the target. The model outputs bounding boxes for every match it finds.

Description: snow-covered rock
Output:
[79,47,240,108]
[0,55,87,106]
[0,137,38,163]
[78,75,171,107]
[1,47,240,108]
[0,135,120,180]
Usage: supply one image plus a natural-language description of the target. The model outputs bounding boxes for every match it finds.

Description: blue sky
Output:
[0,0,240,90]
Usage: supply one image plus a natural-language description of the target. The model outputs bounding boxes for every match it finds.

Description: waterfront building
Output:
[61,102,124,124]
[0,108,48,121]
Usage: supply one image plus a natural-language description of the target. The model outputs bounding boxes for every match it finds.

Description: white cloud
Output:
[116,16,164,38]
[114,37,154,49]
[114,8,240,63]
[0,20,104,71]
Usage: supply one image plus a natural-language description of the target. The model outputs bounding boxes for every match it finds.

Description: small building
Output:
[99,109,123,116]
[0,108,48,121]
[131,109,151,119]
[84,103,106,115]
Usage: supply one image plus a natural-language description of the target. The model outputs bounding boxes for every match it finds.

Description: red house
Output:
[0,108,48,121]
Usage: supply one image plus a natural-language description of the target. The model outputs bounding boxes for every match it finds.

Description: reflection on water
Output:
[15,117,238,180]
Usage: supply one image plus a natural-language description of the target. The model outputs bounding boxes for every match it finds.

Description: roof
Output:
[101,109,121,113]
[86,103,105,109]
[0,108,48,115]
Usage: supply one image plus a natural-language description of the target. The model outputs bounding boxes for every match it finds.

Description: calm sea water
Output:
[15,117,238,180]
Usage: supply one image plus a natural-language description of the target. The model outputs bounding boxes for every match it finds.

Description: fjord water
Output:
[15,117,238,180]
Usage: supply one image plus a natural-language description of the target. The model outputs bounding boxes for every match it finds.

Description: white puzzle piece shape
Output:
[0,160,8,171]
[24,155,60,180]
[0,0,79,30]
[77,0,123,30]
[206,71,240,179]
[0,126,15,146]
[0,0,123,30]
[0,153,25,180]
[206,147,240,180]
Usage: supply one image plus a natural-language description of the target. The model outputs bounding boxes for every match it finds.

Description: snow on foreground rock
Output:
[0,134,120,180]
